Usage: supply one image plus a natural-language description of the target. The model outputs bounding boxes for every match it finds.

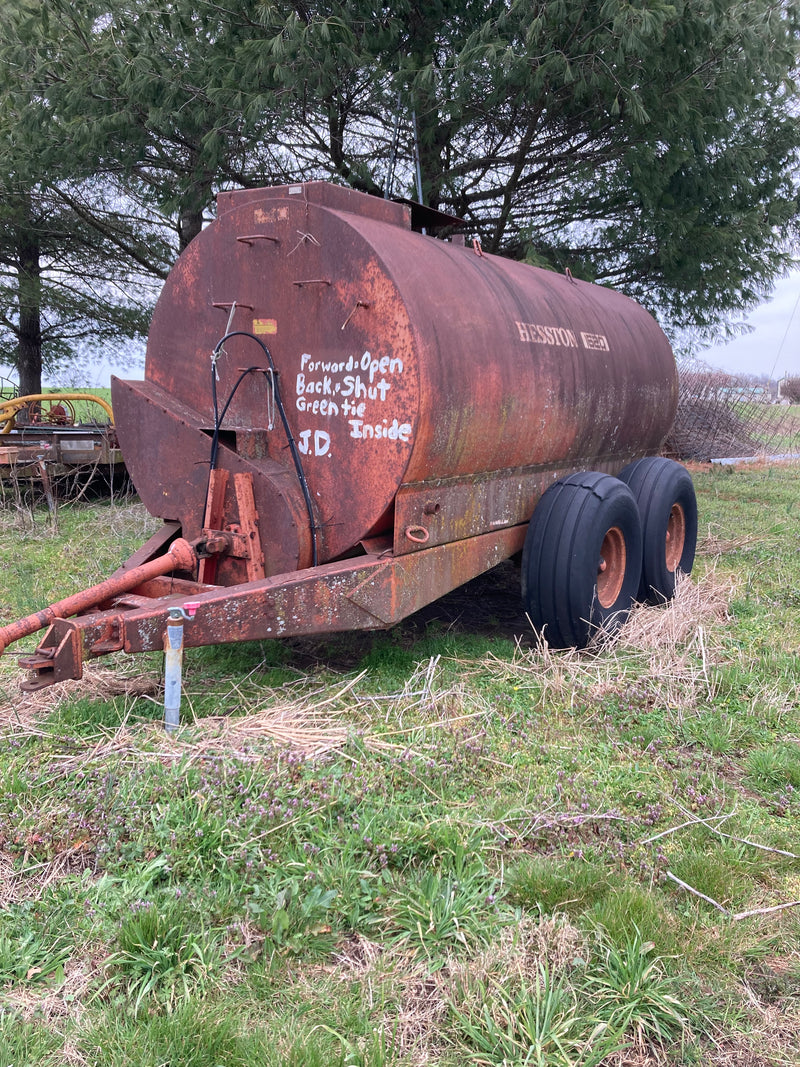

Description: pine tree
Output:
[5,0,800,373]
[240,0,800,338]
[0,183,169,395]
[0,2,173,393]
[37,0,288,250]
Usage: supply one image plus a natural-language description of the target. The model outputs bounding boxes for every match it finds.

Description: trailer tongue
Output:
[3,519,525,692]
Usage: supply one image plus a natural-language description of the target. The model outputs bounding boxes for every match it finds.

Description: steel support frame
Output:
[18,524,527,690]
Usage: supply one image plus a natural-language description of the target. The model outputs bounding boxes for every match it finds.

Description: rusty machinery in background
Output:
[0,182,697,690]
[0,393,123,501]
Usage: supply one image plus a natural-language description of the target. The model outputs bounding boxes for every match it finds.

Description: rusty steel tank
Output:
[0,181,697,688]
[113,182,682,574]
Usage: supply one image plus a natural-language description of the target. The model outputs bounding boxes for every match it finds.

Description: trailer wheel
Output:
[618,457,697,604]
[522,472,642,648]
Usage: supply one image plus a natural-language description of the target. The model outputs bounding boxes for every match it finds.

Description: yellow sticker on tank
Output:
[253,319,277,335]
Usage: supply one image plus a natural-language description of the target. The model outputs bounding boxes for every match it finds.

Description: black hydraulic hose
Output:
[209,331,318,566]
[209,363,265,472]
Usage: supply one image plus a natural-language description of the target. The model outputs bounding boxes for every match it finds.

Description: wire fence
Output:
[665,364,800,461]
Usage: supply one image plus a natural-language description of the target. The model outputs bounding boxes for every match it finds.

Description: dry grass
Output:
[0,848,20,903]
[460,913,588,986]
[386,971,451,1063]
[473,570,735,724]
[313,916,589,1065]
[182,670,370,757]
[0,662,160,729]
[616,568,733,651]
[329,931,387,976]
[702,1005,800,1067]
[298,923,595,1065]
[1,845,97,906]
[0,657,496,775]
[698,531,760,556]
[2,955,97,1024]
[0,954,102,1067]
[601,1051,670,1066]
[0,570,738,767]
[290,936,450,1063]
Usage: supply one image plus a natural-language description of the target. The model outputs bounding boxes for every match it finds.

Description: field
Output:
[0,462,798,1065]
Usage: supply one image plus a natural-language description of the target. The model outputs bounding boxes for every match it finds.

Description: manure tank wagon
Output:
[0,182,696,689]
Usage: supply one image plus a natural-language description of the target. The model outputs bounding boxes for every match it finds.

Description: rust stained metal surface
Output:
[391,459,625,555]
[112,377,311,579]
[117,183,419,571]
[370,223,676,485]
[17,523,526,689]
[114,181,675,582]
[0,538,196,655]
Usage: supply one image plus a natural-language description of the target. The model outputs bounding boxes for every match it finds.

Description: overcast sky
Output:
[699,269,800,380]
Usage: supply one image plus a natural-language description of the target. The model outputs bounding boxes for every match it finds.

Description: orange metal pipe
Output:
[0,538,197,654]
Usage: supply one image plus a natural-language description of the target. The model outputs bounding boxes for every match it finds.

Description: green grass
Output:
[1,462,800,1062]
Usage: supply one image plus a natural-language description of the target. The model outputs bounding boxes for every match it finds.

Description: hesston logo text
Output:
[515,321,610,352]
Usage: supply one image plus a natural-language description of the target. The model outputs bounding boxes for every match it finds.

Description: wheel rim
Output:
[597,526,626,608]
[665,503,686,572]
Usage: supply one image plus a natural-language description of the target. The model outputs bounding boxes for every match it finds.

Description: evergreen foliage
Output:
[0,182,169,394]
[232,0,800,335]
[0,0,798,386]
[0,1,172,393]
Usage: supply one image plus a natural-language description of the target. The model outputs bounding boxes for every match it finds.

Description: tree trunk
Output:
[16,200,43,397]
[406,7,446,212]
[178,205,204,251]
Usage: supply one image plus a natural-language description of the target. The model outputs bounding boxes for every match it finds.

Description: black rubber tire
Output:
[521,472,643,648]
[618,457,697,604]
